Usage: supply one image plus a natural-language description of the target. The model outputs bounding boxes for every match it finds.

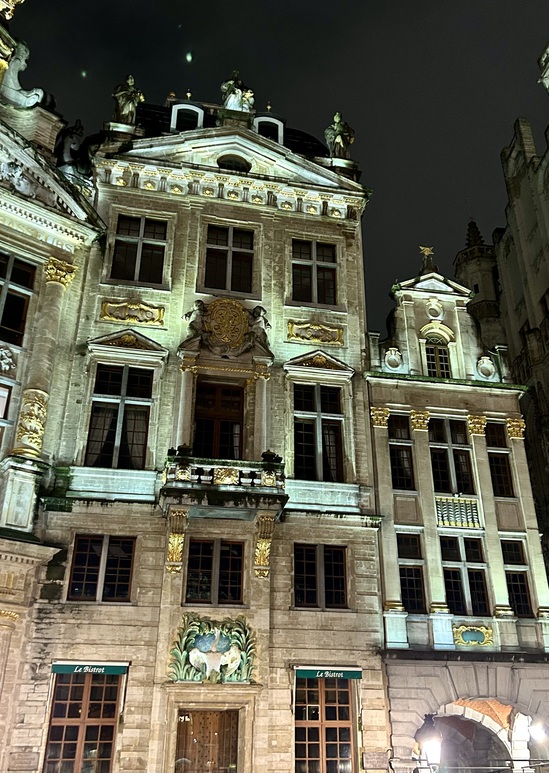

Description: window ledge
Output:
[100,279,172,294]
[290,606,357,614]
[182,603,250,610]
[66,466,158,501]
[285,479,364,515]
[284,300,346,313]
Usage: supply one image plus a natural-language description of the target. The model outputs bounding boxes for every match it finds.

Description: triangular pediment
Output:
[88,328,167,354]
[284,350,354,380]
[395,272,471,298]
[0,119,103,232]
[116,126,363,193]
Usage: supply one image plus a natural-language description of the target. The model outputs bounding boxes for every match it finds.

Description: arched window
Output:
[217,154,251,173]
[425,334,451,378]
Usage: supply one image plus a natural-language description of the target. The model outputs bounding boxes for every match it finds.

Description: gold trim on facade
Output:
[13,388,49,456]
[467,414,487,435]
[494,605,515,617]
[254,513,277,578]
[0,609,19,623]
[213,467,240,486]
[44,257,77,288]
[370,407,390,428]
[165,509,189,574]
[506,417,526,439]
[410,410,430,431]
[453,625,494,647]
[287,321,344,346]
[100,300,165,326]
[430,602,450,614]
[383,601,406,612]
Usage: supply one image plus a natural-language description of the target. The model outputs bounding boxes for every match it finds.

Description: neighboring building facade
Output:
[2,7,549,773]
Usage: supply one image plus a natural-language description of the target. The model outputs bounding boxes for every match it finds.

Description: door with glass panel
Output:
[176,710,239,773]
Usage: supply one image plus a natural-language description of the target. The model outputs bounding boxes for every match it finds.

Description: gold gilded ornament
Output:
[467,415,487,435]
[13,388,48,455]
[213,467,239,485]
[288,321,344,346]
[370,407,390,428]
[203,298,248,350]
[410,410,429,431]
[44,257,76,288]
[100,300,164,326]
[506,417,525,439]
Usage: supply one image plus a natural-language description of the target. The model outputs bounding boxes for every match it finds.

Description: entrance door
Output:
[176,710,238,773]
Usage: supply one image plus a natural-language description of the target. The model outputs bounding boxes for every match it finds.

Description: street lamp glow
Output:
[530,722,547,742]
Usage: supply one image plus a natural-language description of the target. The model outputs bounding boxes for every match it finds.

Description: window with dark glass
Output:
[428,418,475,494]
[68,535,135,602]
[425,334,451,378]
[292,239,337,305]
[388,415,415,490]
[110,215,167,284]
[295,677,354,773]
[397,533,426,613]
[44,671,122,773]
[85,365,153,469]
[205,225,254,294]
[440,536,490,616]
[294,544,347,609]
[294,384,344,482]
[193,382,243,460]
[185,539,243,604]
[0,252,35,346]
[486,422,514,497]
[501,539,532,617]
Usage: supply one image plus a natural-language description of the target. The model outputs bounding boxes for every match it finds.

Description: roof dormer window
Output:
[426,334,451,378]
[217,154,251,173]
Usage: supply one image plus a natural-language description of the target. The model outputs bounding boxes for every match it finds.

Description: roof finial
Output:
[419,245,439,275]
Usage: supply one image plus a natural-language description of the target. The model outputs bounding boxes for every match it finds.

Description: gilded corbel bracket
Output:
[254,513,277,578]
[165,508,189,574]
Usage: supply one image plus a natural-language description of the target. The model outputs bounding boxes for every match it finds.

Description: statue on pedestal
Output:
[324,112,355,159]
[112,74,145,125]
[221,70,254,112]
[0,41,44,108]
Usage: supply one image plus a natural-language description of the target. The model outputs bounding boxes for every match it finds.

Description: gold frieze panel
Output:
[288,321,344,346]
[100,299,165,326]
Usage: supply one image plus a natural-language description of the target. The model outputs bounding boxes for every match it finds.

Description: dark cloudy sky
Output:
[10,1,549,333]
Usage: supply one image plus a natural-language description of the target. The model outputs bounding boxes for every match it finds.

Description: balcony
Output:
[160,452,287,519]
[435,496,481,528]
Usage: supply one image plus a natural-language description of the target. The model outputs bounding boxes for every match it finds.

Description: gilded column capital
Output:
[254,512,277,578]
[506,417,525,440]
[165,508,189,574]
[467,414,487,435]
[410,410,429,431]
[179,356,198,374]
[0,609,19,624]
[370,407,390,428]
[44,257,77,288]
[12,388,48,457]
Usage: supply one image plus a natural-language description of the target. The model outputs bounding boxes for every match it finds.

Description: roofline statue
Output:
[112,74,145,126]
[324,111,355,160]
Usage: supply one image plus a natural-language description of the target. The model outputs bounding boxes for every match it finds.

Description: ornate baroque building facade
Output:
[2,7,549,773]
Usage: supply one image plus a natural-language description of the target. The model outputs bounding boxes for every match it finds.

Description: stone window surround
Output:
[284,229,347,312]
[418,321,457,379]
[102,206,178,291]
[439,532,491,616]
[396,527,427,615]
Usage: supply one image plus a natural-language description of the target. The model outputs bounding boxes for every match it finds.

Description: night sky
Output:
[9,1,549,333]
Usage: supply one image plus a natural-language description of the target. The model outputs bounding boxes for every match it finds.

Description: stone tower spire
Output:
[466,219,485,248]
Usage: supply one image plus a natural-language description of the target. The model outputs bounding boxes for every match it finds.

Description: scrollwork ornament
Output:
[467,415,487,435]
[13,388,48,455]
[410,410,430,431]
[506,417,525,439]
[44,257,76,288]
[370,407,390,428]
[165,509,188,573]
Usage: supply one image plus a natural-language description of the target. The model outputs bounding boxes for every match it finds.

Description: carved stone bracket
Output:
[506,417,525,440]
[410,410,429,431]
[13,388,48,456]
[370,407,389,428]
[44,257,76,288]
[179,355,198,374]
[254,513,277,578]
[165,508,189,574]
[467,414,487,435]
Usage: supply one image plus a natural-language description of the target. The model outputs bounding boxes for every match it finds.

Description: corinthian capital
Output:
[44,257,76,288]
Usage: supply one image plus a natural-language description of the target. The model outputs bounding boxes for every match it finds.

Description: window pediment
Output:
[87,329,168,366]
[284,350,354,383]
[420,321,455,344]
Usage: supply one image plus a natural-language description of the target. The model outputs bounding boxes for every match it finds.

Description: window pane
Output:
[126,368,153,398]
[389,446,415,490]
[324,546,347,608]
[440,536,461,561]
[430,449,452,492]
[320,386,342,414]
[428,418,446,443]
[117,215,141,236]
[205,248,227,289]
[85,404,118,467]
[68,536,103,600]
[316,243,336,263]
[468,569,490,615]
[317,266,336,305]
[231,251,253,293]
[294,384,315,412]
[506,572,532,616]
[453,450,475,494]
[488,454,514,497]
[118,406,149,469]
[292,240,312,261]
[399,566,426,613]
[321,421,343,482]
[397,534,422,559]
[292,264,313,302]
[143,219,167,240]
[443,568,466,614]
[186,541,214,602]
[232,229,253,250]
[486,422,507,448]
[501,540,526,565]
[102,538,135,601]
[11,259,35,289]
[464,538,484,563]
[295,420,317,480]
[111,240,138,280]
[388,415,410,439]
[218,542,243,603]
[138,243,165,284]
[450,420,468,444]
[294,544,318,607]
[207,225,229,246]
[94,365,123,395]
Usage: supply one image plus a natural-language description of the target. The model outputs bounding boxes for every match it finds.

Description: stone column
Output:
[252,362,270,459]
[176,354,198,448]
[12,257,76,458]
[0,610,18,699]
[468,415,513,616]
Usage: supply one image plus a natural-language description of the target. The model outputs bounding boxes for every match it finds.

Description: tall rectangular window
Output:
[428,418,475,495]
[295,677,354,773]
[205,225,254,293]
[110,215,167,284]
[193,382,243,460]
[388,415,415,490]
[44,672,121,773]
[294,544,347,609]
[440,535,490,616]
[486,422,514,497]
[502,539,532,616]
[0,252,35,346]
[85,364,153,469]
[397,533,426,614]
[185,540,244,605]
[425,336,451,378]
[292,240,337,305]
[68,535,135,602]
[294,384,344,482]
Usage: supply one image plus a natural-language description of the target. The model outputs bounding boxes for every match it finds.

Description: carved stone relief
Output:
[100,299,165,326]
[288,321,344,346]
[13,388,48,455]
